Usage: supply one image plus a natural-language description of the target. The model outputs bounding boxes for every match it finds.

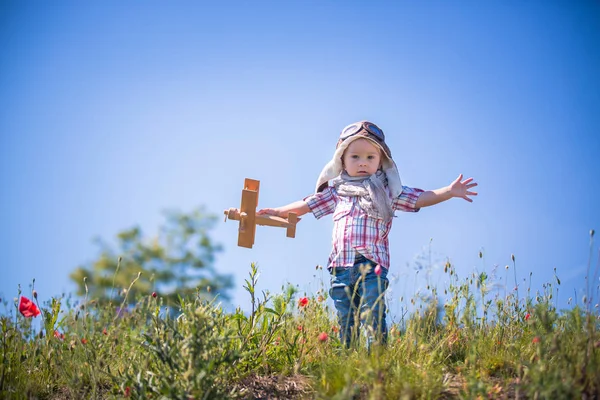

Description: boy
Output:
[258,121,477,347]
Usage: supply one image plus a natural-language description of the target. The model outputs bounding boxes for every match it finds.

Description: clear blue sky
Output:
[1,1,599,317]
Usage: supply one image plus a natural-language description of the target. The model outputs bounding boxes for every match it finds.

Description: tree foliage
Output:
[70,207,233,306]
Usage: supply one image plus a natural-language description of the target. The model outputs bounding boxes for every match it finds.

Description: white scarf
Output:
[331,170,394,221]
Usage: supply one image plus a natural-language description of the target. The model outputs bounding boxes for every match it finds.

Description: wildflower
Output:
[489,384,503,395]
[102,328,108,335]
[19,296,40,318]
[374,264,382,276]
[152,291,157,298]
[331,325,339,333]
[124,386,131,397]
[525,313,531,321]
[297,325,303,331]
[298,297,309,308]
[532,336,540,344]
[53,330,65,340]
[81,338,88,345]
[318,332,328,342]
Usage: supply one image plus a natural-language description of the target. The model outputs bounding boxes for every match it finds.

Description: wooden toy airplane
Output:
[224,178,298,248]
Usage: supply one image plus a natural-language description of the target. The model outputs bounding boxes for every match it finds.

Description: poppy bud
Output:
[374,265,382,276]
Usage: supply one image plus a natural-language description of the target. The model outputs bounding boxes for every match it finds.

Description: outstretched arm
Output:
[257,200,311,218]
[415,174,478,208]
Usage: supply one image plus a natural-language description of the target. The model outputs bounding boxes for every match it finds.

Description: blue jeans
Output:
[329,254,389,348]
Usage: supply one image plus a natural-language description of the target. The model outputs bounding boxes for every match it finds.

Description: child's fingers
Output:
[258,208,277,216]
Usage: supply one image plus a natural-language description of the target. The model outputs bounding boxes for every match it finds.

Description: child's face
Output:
[342,138,382,177]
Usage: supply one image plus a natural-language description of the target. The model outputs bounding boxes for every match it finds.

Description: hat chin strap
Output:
[315,142,403,197]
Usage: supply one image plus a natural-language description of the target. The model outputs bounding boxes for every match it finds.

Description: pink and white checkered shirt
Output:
[304,185,424,270]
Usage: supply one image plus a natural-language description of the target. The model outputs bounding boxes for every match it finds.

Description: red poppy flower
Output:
[102,327,108,335]
[532,336,540,344]
[152,292,157,298]
[19,296,40,318]
[124,386,131,397]
[54,330,65,340]
[318,332,328,342]
[81,338,88,345]
[298,297,309,307]
[525,313,531,321]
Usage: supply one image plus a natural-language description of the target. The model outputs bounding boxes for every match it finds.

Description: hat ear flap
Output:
[315,144,347,192]
[381,157,403,198]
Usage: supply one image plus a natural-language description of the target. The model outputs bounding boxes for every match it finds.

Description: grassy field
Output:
[2,255,599,399]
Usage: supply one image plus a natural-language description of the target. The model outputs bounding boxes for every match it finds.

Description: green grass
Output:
[1,259,599,399]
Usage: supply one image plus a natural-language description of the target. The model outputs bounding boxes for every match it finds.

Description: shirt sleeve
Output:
[392,186,424,212]
[303,186,337,219]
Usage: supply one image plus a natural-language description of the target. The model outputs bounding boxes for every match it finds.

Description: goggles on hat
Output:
[340,121,385,142]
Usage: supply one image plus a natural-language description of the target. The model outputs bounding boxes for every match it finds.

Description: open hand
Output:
[450,174,478,202]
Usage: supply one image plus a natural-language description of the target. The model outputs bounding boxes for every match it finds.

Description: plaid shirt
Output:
[304,185,424,270]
